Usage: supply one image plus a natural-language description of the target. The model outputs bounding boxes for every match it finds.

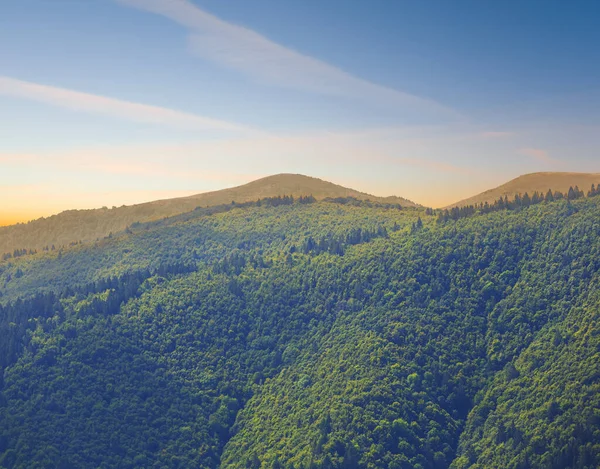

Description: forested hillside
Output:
[0,174,416,255]
[0,192,599,468]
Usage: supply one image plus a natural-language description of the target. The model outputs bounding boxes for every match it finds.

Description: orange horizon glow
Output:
[0,215,34,227]
[0,183,478,228]
[0,188,204,227]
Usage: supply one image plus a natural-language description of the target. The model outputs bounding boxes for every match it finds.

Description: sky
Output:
[1,0,600,224]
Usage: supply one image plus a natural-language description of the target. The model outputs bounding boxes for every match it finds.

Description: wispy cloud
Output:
[116,0,458,118]
[0,128,471,180]
[518,147,555,163]
[83,159,261,184]
[396,156,474,175]
[0,75,253,132]
[480,131,514,138]
[0,148,259,183]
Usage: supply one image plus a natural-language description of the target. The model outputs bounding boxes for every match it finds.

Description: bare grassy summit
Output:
[0,173,416,254]
[446,172,600,208]
[170,173,417,208]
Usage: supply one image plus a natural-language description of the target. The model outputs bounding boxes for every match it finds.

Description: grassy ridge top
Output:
[0,173,416,254]
[174,173,417,208]
[446,172,600,208]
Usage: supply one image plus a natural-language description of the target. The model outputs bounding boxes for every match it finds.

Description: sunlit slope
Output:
[446,172,600,208]
[176,173,417,208]
[0,173,416,254]
[1,196,599,468]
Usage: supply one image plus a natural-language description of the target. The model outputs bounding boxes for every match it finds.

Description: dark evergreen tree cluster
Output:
[212,250,275,276]
[437,184,596,223]
[301,224,389,256]
[298,195,317,204]
[2,248,37,261]
[2,245,59,261]
[410,216,424,233]
[256,195,296,207]
[323,196,403,210]
[436,205,477,223]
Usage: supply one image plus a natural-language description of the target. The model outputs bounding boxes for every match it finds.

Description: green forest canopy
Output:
[0,189,599,468]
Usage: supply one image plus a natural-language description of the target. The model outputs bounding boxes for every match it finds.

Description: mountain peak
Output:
[0,173,416,254]
[174,173,416,207]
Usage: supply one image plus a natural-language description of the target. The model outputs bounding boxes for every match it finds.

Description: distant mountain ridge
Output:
[446,172,600,208]
[5,171,600,255]
[0,173,417,254]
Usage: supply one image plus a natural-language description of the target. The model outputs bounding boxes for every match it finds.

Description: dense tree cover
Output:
[436,184,596,224]
[454,282,600,469]
[0,200,414,303]
[0,262,196,380]
[0,196,599,468]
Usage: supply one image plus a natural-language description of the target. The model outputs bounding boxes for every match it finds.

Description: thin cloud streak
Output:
[397,157,474,175]
[116,0,459,118]
[480,131,514,138]
[0,149,259,184]
[0,75,254,133]
[518,147,555,164]
[0,130,471,178]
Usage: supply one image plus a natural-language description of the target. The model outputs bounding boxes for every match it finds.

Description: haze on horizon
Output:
[2,0,600,225]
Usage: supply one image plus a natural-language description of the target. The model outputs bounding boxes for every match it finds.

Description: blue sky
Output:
[1,0,600,222]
